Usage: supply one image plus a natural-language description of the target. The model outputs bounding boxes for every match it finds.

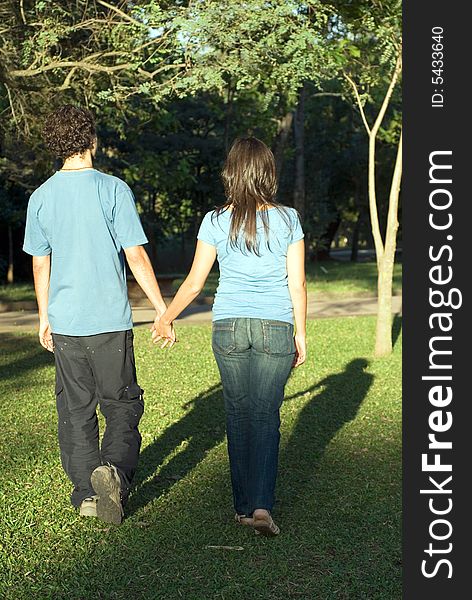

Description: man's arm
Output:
[32,255,53,352]
[153,240,217,345]
[123,245,170,338]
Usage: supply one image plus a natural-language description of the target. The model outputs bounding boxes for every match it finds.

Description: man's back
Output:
[23,169,148,335]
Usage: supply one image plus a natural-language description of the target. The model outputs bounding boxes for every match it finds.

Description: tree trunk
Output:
[273,111,293,182]
[224,82,234,152]
[351,213,361,262]
[315,215,341,260]
[374,131,402,357]
[7,224,14,284]
[293,84,306,221]
[345,52,402,357]
[351,178,365,262]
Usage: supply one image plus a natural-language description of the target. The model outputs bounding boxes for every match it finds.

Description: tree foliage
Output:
[0,0,402,284]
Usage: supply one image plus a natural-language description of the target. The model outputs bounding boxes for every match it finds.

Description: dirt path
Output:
[0,294,402,333]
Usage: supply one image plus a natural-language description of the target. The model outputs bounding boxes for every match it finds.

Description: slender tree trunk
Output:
[293,84,306,221]
[345,52,402,357]
[351,213,361,262]
[224,82,234,152]
[273,111,293,182]
[375,131,402,357]
[315,215,341,260]
[7,224,14,284]
[351,178,364,262]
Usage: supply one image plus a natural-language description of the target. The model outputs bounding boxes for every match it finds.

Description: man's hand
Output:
[293,334,306,367]
[150,314,176,348]
[39,320,54,352]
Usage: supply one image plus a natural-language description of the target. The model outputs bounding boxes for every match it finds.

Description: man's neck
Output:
[61,151,94,171]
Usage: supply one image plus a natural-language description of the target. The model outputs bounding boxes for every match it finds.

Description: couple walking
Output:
[23,105,307,536]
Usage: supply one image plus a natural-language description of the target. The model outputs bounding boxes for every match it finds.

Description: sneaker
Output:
[79,496,98,517]
[91,465,124,525]
[252,509,280,537]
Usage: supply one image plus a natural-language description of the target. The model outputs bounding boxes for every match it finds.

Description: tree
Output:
[334,0,402,356]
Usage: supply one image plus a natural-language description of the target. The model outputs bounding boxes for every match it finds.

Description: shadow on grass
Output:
[15,358,386,599]
[126,383,226,515]
[278,358,372,515]
[392,315,402,348]
[129,360,372,518]
[0,334,53,383]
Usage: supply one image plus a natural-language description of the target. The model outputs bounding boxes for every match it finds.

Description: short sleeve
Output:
[197,212,216,246]
[23,193,51,256]
[113,185,148,249]
[289,209,304,244]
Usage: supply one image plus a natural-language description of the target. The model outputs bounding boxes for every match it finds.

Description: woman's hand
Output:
[293,334,306,367]
[150,315,176,348]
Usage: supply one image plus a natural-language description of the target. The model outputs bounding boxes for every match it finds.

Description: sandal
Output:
[252,509,280,537]
[234,513,254,527]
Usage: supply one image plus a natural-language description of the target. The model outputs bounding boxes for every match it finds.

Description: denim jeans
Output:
[212,318,295,516]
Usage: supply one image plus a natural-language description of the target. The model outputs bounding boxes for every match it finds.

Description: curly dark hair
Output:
[42,105,96,160]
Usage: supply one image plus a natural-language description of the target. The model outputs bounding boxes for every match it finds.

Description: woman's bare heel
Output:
[252,509,280,537]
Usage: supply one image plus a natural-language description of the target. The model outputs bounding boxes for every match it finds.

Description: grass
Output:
[0,316,401,600]
[0,261,402,304]
[0,283,37,303]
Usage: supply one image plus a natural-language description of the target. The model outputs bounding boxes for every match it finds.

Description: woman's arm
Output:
[287,239,307,366]
[152,240,217,344]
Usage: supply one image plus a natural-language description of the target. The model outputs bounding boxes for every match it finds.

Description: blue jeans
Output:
[212,318,295,516]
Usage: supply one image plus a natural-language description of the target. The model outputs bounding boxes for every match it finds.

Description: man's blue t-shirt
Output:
[23,169,148,336]
[197,207,304,324]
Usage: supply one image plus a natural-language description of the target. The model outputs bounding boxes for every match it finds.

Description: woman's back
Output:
[197,206,303,323]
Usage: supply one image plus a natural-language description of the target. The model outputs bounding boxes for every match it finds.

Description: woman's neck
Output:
[227,202,275,211]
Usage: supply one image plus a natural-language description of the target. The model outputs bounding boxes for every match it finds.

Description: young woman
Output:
[154,137,307,536]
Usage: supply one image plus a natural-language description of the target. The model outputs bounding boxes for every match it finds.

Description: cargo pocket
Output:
[262,321,295,356]
[124,382,144,424]
[212,320,236,355]
[126,382,144,402]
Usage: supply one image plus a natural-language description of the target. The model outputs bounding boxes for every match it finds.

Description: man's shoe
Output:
[91,465,124,525]
[79,496,98,517]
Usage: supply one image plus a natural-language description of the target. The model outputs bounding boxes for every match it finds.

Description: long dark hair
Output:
[218,136,286,254]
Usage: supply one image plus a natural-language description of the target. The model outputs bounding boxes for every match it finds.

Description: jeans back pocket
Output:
[212,319,236,355]
[262,320,294,356]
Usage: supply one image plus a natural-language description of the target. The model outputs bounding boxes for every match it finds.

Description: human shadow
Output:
[127,383,226,515]
[392,314,402,349]
[278,358,373,515]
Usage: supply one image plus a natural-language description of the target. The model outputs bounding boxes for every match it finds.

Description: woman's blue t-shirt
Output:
[197,207,304,324]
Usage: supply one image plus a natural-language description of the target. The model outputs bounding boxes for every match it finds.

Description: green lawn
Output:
[0,317,401,599]
[0,283,37,303]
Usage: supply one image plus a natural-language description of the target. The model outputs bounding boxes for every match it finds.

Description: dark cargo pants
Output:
[52,330,144,507]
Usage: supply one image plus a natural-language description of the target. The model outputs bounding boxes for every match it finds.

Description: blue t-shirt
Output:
[197,207,304,323]
[23,169,148,336]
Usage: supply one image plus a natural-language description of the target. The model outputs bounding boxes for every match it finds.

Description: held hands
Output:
[39,320,54,352]
[293,334,306,368]
[150,313,176,348]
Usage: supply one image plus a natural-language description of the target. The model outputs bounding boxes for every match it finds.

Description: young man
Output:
[23,105,172,524]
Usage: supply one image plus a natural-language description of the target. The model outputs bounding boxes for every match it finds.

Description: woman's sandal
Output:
[252,509,280,537]
[234,513,254,527]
